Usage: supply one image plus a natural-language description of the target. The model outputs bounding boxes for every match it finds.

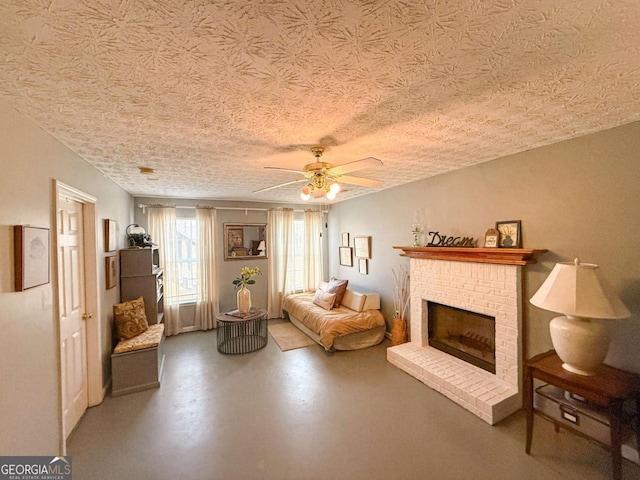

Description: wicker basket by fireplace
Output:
[392,265,410,346]
[391,315,408,346]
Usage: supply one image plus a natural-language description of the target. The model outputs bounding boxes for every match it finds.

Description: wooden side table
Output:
[216,308,268,354]
[525,350,640,480]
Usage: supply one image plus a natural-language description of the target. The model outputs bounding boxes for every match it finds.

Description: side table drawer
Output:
[535,384,634,447]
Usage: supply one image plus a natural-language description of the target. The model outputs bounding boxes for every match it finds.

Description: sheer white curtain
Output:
[148,207,182,336]
[303,209,323,291]
[195,207,218,330]
[267,208,295,318]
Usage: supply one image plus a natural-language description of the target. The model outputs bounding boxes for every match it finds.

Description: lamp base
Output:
[549,315,609,376]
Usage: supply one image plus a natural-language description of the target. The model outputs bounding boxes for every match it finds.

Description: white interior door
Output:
[57,195,88,438]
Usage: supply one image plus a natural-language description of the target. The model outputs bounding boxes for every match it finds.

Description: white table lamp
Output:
[530,258,630,376]
[257,240,266,256]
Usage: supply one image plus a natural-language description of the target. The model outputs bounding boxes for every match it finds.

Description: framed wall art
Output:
[339,246,353,267]
[14,225,50,291]
[106,255,118,289]
[341,232,349,247]
[104,219,117,252]
[225,225,244,259]
[358,258,368,275]
[354,236,371,259]
[496,220,521,248]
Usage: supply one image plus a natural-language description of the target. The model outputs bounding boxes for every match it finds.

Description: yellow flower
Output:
[233,266,262,289]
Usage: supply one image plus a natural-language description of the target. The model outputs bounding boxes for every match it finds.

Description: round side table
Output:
[216,308,268,354]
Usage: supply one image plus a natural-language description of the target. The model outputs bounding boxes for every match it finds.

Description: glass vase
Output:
[237,285,252,314]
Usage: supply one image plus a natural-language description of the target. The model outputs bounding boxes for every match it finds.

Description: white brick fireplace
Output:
[388,247,543,425]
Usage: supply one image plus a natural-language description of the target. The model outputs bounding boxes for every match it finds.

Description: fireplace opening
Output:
[426,301,496,374]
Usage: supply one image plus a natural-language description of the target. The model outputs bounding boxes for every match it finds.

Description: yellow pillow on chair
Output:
[113,297,149,340]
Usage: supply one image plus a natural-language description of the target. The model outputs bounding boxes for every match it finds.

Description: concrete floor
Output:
[68,322,640,480]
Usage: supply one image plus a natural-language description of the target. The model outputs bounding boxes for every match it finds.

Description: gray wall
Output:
[329,121,640,373]
[133,197,329,320]
[0,100,133,454]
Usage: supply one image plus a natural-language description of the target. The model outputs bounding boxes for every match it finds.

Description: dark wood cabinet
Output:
[525,350,640,480]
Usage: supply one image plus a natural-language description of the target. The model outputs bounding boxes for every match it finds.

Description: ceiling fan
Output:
[254,147,383,201]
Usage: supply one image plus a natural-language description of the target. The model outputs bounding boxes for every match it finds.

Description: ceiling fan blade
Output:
[264,166,307,175]
[253,178,308,193]
[329,157,383,176]
[338,175,383,187]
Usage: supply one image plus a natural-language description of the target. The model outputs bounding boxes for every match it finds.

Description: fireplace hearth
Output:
[387,247,546,424]
[388,257,522,424]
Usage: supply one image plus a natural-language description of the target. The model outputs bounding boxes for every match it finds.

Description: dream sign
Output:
[426,231,476,247]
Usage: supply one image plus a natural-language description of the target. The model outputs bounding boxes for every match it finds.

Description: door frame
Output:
[54,180,101,453]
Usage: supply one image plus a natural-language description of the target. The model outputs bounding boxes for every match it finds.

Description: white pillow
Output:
[341,290,366,312]
[313,289,336,310]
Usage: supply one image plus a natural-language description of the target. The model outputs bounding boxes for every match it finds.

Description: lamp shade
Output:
[530,259,630,320]
[257,240,266,253]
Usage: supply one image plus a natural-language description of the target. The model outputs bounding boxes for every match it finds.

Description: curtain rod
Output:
[137,203,326,214]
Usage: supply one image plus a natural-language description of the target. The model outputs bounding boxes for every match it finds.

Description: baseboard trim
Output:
[101,378,112,404]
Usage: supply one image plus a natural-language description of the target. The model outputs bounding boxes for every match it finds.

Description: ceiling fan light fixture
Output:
[258,146,383,200]
[300,184,312,201]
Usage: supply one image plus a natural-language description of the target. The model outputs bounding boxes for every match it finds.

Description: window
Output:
[290,219,304,292]
[175,218,198,303]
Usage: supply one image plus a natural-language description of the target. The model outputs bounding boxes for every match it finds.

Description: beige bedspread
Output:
[282,292,385,350]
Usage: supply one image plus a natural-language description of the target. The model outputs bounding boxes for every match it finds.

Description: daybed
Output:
[282,283,385,351]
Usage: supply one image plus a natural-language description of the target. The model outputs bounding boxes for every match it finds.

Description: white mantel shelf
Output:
[393,246,547,265]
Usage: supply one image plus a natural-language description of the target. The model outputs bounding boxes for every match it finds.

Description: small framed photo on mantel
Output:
[484,228,499,248]
[496,220,521,248]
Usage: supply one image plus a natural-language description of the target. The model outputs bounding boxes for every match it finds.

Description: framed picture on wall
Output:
[14,225,50,291]
[358,258,368,275]
[227,227,244,255]
[341,232,349,247]
[354,236,371,259]
[104,219,117,252]
[106,255,118,289]
[496,220,521,248]
[339,246,353,267]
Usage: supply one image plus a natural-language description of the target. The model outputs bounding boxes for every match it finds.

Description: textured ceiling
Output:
[1,1,640,204]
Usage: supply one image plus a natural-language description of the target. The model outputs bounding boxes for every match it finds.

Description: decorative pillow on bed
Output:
[325,277,349,307]
[113,296,149,340]
[313,289,337,310]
